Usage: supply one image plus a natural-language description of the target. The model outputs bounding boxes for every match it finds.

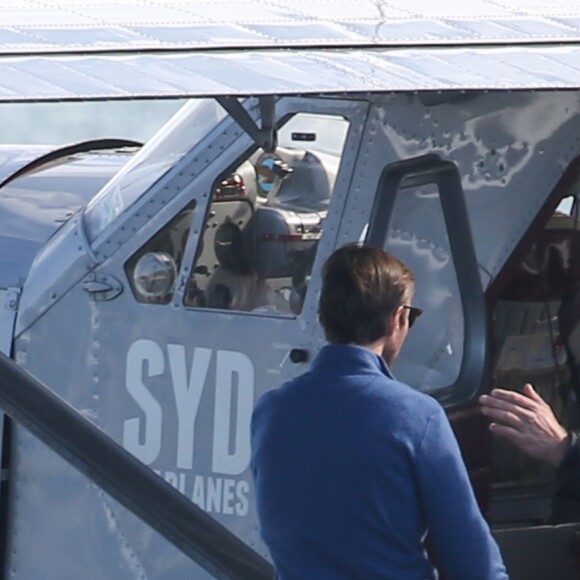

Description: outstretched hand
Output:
[479,383,569,467]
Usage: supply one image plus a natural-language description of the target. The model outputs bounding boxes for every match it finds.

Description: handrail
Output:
[0,351,275,580]
[0,138,142,191]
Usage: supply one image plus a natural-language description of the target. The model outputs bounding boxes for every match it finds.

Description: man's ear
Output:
[389,305,405,333]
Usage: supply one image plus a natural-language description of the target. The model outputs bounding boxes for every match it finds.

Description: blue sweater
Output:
[251,344,507,579]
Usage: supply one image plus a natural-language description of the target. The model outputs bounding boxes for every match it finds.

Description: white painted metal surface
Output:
[2,1,580,102]
[3,45,580,102]
[1,0,580,54]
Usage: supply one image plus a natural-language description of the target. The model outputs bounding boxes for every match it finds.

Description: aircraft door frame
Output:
[360,153,492,514]
[169,96,370,330]
[333,136,492,515]
[365,154,486,407]
[0,287,17,571]
[60,96,371,577]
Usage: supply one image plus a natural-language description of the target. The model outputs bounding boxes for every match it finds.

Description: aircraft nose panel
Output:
[0,145,133,289]
[0,145,54,184]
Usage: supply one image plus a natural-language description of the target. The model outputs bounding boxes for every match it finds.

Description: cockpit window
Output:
[382,181,465,395]
[125,202,195,304]
[185,113,350,316]
[84,99,227,241]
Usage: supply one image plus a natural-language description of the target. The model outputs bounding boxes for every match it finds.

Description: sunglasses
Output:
[402,305,423,328]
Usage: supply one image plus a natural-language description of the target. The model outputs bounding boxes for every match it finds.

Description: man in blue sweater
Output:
[251,243,507,579]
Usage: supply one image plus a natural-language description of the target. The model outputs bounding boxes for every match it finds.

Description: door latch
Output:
[83,273,123,302]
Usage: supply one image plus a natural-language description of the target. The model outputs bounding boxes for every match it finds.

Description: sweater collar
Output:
[311,344,395,379]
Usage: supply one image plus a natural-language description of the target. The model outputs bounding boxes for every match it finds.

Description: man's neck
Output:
[361,339,384,357]
[357,338,395,367]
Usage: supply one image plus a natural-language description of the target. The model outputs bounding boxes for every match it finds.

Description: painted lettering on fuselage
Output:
[153,470,250,516]
[123,339,254,515]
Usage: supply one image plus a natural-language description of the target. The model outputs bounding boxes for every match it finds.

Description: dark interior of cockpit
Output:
[183,144,337,316]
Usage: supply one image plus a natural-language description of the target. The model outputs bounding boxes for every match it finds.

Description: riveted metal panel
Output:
[6,96,366,578]
[2,0,580,56]
[6,45,580,103]
[89,118,246,263]
[0,149,132,290]
[9,282,217,580]
[336,90,580,395]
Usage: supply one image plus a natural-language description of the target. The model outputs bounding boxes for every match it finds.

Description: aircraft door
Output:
[366,154,486,404]
[363,154,491,510]
[82,104,361,577]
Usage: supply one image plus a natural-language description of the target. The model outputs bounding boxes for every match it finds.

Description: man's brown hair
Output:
[318,243,414,345]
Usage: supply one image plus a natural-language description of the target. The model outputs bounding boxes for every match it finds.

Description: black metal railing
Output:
[0,351,274,580]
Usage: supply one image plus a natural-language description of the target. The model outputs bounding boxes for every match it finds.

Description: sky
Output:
[0,100,184,146]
